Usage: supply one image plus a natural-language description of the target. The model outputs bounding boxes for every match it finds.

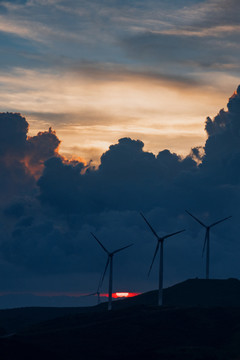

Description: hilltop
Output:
[1,306,240,359]
[1,278,240,359]
[1,278,240,333]
[117,277,240,308]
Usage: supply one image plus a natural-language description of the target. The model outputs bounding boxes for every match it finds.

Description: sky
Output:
[0,0,240,307]
[1,0,240,162]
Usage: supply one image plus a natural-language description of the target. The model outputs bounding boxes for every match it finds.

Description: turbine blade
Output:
[163,229,185,240]
[100,257,110,287]
[90,232,109,254]
[210,216,232,228]
[202,230,208,257]
[113,243,133,254]
[148,242,160,276]
[140,212,159,239]
[185,210,207,228]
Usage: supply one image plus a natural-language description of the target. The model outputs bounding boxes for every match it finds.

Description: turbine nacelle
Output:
[90,232,133,257]
[140,212,185,275]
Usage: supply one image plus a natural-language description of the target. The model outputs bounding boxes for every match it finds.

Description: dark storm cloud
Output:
[0,113,28,155]
[1,220,84,274]
[28,127,60,161]
[4,202,25,218]
[37,157,86,213]
[0,113,34,202]
[0,112,59,160]
[201,86,240,186]
[1,0,240,303]
[0,113,60,203]
[37,137,196,215]
[27,87,240,284]
[1,86,240,297]
[26,127,60,177]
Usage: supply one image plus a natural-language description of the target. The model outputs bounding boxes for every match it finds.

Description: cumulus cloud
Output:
[26,127,60,178]
[1,87,240,299]
[201,85,240,187]
[0,112,60,204]
[37,137,196,215]
[0,112,28,156]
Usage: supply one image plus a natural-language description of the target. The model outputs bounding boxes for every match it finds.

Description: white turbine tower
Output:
[91,232,133,311]
[185,210,232,279]
[140,213,185,306]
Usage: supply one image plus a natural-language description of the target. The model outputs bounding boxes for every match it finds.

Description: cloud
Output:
[26,86,240,287]
[180,0,240,30]
[26,127,60,178]
[2,0,239,74]
[1,0,239,172]
[0,66,213,164]
[0,112,28,155]
[0,89,240,301]
[0,112,60,205]
[2,0,240,302]
[37,137,196,215]
[121,31,240,70]
[201,85,240,186]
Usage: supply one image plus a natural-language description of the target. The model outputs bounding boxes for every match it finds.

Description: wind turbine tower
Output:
[91,232,133,311]
[140,213,185,306]
[185,210,232,279]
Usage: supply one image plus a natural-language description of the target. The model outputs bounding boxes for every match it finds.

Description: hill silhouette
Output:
[1,306,240,359]
[1,278,240,359]
[117,278,240,308]
[1,278,240,333]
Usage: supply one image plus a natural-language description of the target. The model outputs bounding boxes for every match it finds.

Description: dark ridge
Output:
[2,306,240,359]
[116,278,240,308]
[0,306,90,333]
[1,278,240,333]
[1,279,240,359]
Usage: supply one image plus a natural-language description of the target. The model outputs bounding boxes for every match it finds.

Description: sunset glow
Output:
[101,293,140,299]
[116,292,129,298]
[16,74,227,163]
[0,1,237,165]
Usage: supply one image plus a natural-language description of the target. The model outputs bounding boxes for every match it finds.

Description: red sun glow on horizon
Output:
[0,291,141,298]
[101,292,140,298]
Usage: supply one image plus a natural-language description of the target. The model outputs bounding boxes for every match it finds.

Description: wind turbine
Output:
[82,279,102,305]
[91,232,133,311]
[140,212,185,306]
[185,210,232,279]
[82,289,101,305]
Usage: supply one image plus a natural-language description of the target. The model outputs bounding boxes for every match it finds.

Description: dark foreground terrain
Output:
[1,279,240,359]
[1,306,240,360]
